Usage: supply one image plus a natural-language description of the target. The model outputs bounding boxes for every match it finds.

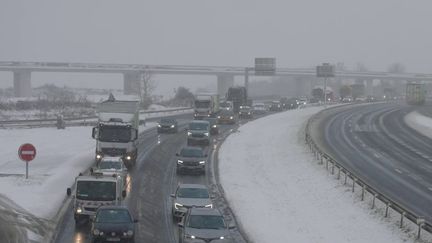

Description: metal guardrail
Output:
[0,107,193,129]
[305,108,430,239]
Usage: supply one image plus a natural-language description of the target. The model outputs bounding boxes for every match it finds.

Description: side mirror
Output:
[92,127,97,139]
[90,215,96,222]
[66,188,71,196]
[122,190,127,198]
[170,194,175,198]
[133,219,139,223]
[178,222,184,228]
[228,222,236,229]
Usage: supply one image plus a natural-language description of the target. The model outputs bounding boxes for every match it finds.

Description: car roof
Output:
[181,146,203,152]
[178,183,208,189]
[100,157,123,162]
[190,120,210,124]
[189,208,222,216]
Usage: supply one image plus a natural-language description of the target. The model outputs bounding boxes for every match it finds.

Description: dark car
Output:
[203,117,219,135]
[217,110,236,124]
[157,118,178,133]
[238,106,253,119]
[176,146,207,175]
[91,206,138,243]
[269,101,283,111]
[178,208,234,243]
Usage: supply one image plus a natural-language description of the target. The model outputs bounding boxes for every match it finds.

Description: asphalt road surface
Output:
[54,112,254,243]
[311,102,432,223]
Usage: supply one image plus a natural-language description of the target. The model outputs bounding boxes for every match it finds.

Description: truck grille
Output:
[192,133,204,138]
[183,161,199,166]
[101,148,127,156]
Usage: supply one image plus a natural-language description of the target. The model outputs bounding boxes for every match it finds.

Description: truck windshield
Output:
[99,126,131,143]
[195,100,210,108]
[189,123,209,131]
[76,181,116,201]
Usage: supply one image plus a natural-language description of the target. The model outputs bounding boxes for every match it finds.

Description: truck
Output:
[406,82,426,105]
[66,172,126,224]
[226,86,248,113]
[92,99,140,168]
[193,93,220,119]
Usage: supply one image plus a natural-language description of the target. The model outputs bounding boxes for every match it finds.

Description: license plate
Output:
[107,238,120,242]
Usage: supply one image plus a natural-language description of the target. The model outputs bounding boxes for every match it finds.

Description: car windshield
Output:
[187,215,226,229]
[177,188,209,198]
[220,110,234,116]
[160,118,175,124]
[96,209,132,224]
[99,161,122,170]
[181,148,203,157]
[98,125,131,143]
[76,181,116,201]
[189,122,208,131]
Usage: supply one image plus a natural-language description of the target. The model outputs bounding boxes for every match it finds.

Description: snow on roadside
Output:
[219,107,409,243]
[404,111,432,139]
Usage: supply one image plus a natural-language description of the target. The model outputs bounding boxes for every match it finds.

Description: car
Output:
[219,101,234,111]
[252,103,267,115]
[269,101,283,111]
[171,184,213,221]
[91,206,138,243]
[203,117,219,135]
[92,157,128,188]
[238,106,253,119]
[217,110,236,124]
[176,146,207,174]
[157,118,178,133]
[298,97,308,106]
[178,208,234,243]
[341,96,353,103]
[187,120,211,145]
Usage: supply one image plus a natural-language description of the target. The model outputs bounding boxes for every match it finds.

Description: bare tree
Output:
[388,63,405,73]
[139,70,156,108]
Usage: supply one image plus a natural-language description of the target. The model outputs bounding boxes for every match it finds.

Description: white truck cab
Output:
[66,172,126,224]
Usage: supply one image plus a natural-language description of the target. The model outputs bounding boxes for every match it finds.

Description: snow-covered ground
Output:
[405,111,432,139]
[219,107,414,243]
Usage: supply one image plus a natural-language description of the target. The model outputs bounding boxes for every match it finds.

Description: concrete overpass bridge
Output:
[1,61,432,97]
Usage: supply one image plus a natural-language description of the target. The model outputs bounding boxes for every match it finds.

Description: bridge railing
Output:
[305,108,432,239]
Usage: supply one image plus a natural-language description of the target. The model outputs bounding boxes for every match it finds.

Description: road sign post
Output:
[316,63,335,107]
[18,143,36,179]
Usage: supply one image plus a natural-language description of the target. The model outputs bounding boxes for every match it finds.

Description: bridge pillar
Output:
[123,72,141,95]
[366,79,373,96]
[217,74,234,98]
[13,70,32,97]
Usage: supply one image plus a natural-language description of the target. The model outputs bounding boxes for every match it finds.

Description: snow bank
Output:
[404,111,432,139]
[219,107,408,243]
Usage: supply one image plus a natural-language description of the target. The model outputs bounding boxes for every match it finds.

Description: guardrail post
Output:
[352,178,356,192]
[320,155,323,164]
[344,172,349,185]
[361,185,365,201]
[337,167,341,180]
[416,218,425,239]
[331,162,335,175]
[385,203,391,217]
[400,212,406,228]
[372,194,377,209]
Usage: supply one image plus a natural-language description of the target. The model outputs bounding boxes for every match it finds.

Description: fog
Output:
[1,0,432,96]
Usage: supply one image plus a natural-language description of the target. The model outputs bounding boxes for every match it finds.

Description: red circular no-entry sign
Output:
[18,143,36,162]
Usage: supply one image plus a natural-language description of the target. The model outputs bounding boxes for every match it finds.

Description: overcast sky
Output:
[1,0,432,96]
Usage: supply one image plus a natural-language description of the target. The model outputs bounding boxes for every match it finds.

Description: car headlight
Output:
[185,234,196,239]
[217,116,221,119]
[212,125,217,128]
[204,132,209,136]
[187,132,192,136]
[76,207,82,214]
[230,116,233,119]
[125,156,131,160]
[205,204,213,208]
[174,203,183,209]
[171,125,175,128]
[96,154,102,159]
[177,160,183,164]
[199,161,205,165]
[93,229,100,235]
[207,114,211,117]
[157,124,161,128]
[248,112,251,115]
[124,230,133,237]
[220,236,226,240]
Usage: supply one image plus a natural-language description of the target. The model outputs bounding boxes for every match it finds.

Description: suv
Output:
[217,110,236,124]
[157,118,178,133]
[171,184,213,221]
[187,120,210,145]
[91,206,138,243]
[176,146,207,174]
[178,208,234,243]
[238,106,253,119]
